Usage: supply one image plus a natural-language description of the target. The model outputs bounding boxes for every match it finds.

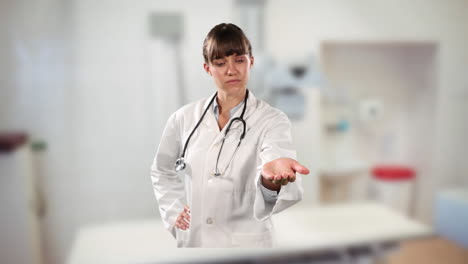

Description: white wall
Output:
[0,0,74,263]
[70,0,234,219]
[264,0,468,222]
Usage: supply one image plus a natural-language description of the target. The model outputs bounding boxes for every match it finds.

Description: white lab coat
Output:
[150,91,303,247]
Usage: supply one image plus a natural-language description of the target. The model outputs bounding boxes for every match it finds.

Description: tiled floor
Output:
[387,237,468,264]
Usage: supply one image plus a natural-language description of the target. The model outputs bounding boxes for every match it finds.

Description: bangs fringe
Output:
[206,30,249,62]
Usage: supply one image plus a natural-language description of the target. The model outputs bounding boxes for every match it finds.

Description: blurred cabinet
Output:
[435,188,468,248]
[0,135,42,264]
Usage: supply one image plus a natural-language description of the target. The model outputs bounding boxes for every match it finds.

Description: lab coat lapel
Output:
[226,90,257,132]
[200,91,221,132]
[207,91,259,176]
[200,90,258,145]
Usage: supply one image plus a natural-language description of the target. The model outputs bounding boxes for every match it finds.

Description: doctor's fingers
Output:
[177,216,190,225]
[292,161,310,175]
[176,220,189,230]
[271,172,290,185]
[262,170,276,182]
[287,171,296,182]
[264,173,283,185]
[180,211,191,221]
[176,215,190,230]
[282,172,296,185]
[289,174,296,182]
[277,172,296,185]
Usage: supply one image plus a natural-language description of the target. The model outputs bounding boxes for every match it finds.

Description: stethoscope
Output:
[174,90,249,176]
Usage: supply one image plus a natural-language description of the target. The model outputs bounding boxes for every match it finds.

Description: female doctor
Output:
[150,23,309,247]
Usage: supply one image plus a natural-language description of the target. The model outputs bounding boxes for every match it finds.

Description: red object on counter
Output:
[0,132,28,152]
[372,165,415,181]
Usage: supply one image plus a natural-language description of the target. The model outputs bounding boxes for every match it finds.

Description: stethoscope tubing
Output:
[180,92,218,160]
[176,90,249,173]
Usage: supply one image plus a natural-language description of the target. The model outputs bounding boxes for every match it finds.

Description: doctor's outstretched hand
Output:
[261,158,309,190]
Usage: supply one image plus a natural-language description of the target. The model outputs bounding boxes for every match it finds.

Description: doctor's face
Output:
[204,54,254,95]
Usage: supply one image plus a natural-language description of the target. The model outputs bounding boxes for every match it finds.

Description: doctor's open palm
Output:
[175,158,309,230]
[261,157,310,190]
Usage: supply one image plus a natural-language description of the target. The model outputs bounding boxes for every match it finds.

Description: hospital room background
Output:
[1,0,467,263]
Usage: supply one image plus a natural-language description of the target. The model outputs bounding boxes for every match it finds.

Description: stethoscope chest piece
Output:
[175,157,186,172]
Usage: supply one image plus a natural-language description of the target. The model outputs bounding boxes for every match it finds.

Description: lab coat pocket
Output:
[231,230,273,248]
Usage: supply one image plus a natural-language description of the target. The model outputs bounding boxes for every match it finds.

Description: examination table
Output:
[67,202,432,264]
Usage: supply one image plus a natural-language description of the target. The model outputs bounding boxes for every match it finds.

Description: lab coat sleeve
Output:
[253,111,304,221]
[260,183,279,202]
[150,112,186,238]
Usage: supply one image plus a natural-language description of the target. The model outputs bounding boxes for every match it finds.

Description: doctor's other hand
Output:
[261,158,310,188]
[175,206,190,230]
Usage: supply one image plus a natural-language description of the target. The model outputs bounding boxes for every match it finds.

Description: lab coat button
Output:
[206,218,213,224]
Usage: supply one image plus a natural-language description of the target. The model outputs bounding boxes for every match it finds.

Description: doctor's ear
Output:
[250,56,254,68]
[203,63,212,75]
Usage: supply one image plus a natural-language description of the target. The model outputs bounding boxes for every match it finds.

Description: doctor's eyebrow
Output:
[212,53,246,60]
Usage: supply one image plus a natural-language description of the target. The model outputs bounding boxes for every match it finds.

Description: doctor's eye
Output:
[235,57,245,63]
[213,61,226,67]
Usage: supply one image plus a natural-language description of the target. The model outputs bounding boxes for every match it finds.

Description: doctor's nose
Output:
[226,62,238,76]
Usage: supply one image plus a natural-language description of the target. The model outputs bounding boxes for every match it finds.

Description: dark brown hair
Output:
[203,23,252,63]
